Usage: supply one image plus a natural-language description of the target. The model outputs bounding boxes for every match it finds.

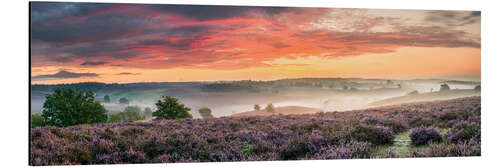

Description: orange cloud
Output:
[30,3,481,83]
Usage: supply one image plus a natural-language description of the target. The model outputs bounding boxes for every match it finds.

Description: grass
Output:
[372,128,450,158]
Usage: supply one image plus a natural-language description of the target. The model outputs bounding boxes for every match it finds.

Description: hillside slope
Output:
[231,106,323,117]
[31,96,480,165]
[368,89,479,107]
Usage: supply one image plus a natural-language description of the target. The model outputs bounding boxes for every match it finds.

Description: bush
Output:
[447,121,480,143]
[265,104,275,113]
[360,116,409,133]
[409,117,433,127]
[439,112,459,121]
[41,88,108,127]
[109,106,145,123]
[409,126,442,145]
[153,96,192,120]
[280,133,327,160]
[198,107,214,119]
[440,83,450,91]
[350,124,394,145]
[254,104,261,111]
[411,139,480,157]
[31,113,46,128]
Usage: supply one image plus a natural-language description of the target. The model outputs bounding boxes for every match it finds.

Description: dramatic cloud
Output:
[30,2,481,77]
[425,11,481,26]
[80,61,109,66]
[32,70,99,81]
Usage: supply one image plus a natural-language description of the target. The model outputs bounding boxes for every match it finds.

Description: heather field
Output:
[30,96,480,165]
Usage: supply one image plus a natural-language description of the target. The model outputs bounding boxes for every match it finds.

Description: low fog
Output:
[31,78,480,118]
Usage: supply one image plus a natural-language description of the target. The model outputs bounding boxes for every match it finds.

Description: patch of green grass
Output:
[372,128,450,158]
[241,141,254,155]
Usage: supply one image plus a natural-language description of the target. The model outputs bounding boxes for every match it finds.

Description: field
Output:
[30,96,480,165]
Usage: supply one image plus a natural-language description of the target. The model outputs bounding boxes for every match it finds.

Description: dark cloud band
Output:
[32,70,99,81]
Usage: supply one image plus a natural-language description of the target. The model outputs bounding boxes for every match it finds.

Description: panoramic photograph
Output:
[29,2,481,165]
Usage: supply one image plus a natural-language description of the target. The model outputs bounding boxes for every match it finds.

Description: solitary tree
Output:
[265,103,275,113]
[119,97,130,105]
[153,96,192,120]
[474,85,481,91]
[103,95,110,103]
[41,88,108,127]
[198,107,214,119]
[254,104,261,111]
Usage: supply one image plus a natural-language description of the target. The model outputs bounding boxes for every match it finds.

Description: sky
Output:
[30,2,481,84]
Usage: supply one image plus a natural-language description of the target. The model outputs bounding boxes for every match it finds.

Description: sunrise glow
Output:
[30,3,481,84]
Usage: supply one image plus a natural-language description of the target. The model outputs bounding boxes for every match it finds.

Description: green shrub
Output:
[254,104,261,111]
[31,113,46,128]
[350,124,394,145]
[198,107,214,119]
[109,106,145,123]
[42,88,108,127]
[265,104,275,113]
[153,96,192,120]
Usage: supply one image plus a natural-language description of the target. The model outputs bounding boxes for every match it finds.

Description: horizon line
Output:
[30,76,481,86]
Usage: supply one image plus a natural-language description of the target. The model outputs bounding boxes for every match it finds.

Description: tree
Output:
[41,88,108,127]
[474,85,481,91]
[198,107,214,119]
[265,103,275,113]
[31,113,45,128]
[254,104,261,111]
[439,83,450,91]
[386,80,393,85]
[103,95,110,103]
[119,97,130,105]
[143,107,153,118]
[108,106,145,123]
[153,96,192,120]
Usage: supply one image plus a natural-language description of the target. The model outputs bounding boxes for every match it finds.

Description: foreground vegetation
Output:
[30,96,480,165]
